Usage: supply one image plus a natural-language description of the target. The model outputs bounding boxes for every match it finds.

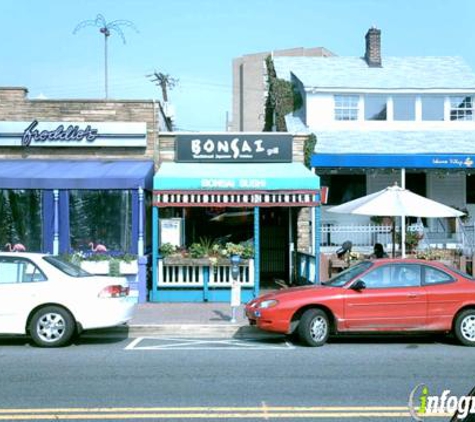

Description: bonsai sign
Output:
[175,134,292,163]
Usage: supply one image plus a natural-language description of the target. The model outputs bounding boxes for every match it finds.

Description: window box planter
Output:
[162,256,250,266]
[80,260,138,275]
[120,260,138,274]
[80,260,110,275]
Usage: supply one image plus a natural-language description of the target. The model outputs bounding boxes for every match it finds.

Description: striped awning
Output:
[153,163,321,207]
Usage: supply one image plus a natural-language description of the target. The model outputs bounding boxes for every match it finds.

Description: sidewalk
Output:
[92,302,282,340]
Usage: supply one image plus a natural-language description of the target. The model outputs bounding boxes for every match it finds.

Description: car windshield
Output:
[43,256,92,278]
[323,261,374,287]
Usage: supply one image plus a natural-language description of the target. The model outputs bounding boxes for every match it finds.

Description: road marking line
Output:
[0,411,452,419]
[0,406,414,412]
[261,401,270,420]
[125,337,295,350]
[124,338,142,350]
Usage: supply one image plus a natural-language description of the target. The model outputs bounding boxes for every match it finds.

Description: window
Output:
[365,95,387,120]
[467,175,475,204]
[43,256,91,278]
[324,261,373,287]
[359,264,421,288]
[334,95,359,120]
[0,190,43,252]
[0,258,46,284]
[406,173,426,197]
[320,174,366,205]
[450,96,474,121]
[69,190,132,252]
[423,266,454,285]
[393,95,416,121]
[421,96,444,121]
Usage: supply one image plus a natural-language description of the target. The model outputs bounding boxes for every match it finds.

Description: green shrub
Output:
[108,258,121,277]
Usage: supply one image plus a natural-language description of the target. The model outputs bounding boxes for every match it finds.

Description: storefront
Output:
[150,134,323,302]
[313,149,475,248]
[0,88,159,302]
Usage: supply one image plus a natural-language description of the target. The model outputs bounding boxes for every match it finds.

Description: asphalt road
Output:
[0,333,473,421]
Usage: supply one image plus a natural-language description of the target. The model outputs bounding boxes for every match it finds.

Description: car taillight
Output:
[98,285,129,298]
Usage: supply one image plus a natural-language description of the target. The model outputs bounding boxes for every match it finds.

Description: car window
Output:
[358,264,421,288]
[0,258,47,284]
[323,261,373,287]
[423,266,454,285]
[445,265,475,281]
[43,256,92,277]
[358,265,391,288]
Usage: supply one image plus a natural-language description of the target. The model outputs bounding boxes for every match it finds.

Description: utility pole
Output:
[147,71,178,103]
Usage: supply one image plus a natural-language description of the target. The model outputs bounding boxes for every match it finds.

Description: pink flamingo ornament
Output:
[5,243,26,252]
[89,242,107,252]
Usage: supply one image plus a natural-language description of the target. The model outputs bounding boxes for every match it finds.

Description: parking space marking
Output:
[125,337,295,351]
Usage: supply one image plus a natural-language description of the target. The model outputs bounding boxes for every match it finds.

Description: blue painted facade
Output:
[151,160,322,302]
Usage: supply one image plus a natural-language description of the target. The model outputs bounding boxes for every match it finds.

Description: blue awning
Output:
[312,153,475,169]
[153,163,320,191]
[0,160,154,190]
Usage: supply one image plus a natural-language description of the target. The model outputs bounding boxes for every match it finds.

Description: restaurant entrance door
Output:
[260,208,290,287]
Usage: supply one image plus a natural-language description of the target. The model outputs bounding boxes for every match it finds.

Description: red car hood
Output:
[252,284,338,303]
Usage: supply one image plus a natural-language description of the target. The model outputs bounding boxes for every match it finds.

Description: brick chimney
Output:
[364,27,382,67]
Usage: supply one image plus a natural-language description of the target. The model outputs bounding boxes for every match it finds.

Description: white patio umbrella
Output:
[327,184,464,258]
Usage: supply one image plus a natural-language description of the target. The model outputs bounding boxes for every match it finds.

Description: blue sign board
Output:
[311,154,475,169]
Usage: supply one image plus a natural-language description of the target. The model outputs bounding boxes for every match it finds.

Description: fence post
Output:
[203,266,209,302]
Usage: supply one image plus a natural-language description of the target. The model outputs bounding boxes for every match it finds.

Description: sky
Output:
[2,0,475,131]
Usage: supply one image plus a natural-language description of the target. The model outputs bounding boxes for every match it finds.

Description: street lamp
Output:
[73,14,138,99]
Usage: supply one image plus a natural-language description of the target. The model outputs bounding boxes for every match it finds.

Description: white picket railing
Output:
[321,221,474,253]
[209,260,254,287]
[321,224,393,249]
[157,259,255,287]
[158,260,204,286]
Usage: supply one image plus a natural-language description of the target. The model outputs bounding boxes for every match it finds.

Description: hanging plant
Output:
[263,55,303,132]
[304,134,317,169]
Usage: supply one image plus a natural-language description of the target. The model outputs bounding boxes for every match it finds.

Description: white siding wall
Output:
[306,94,334,126]
[367,172,398,193]
[427,172,465,208]
[427,172,465,232]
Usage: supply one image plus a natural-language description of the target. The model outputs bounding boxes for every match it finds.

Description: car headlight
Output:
[258,299,279,309]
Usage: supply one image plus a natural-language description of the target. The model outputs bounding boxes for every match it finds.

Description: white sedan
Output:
[0,252,136,347]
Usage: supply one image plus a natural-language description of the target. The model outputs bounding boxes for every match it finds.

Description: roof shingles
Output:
[274,56,475,90]
[315,131,475,154]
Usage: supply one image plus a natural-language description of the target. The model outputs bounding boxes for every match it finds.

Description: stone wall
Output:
[0,87,157,160]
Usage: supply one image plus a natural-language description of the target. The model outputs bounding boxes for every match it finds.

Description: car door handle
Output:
[407,293,420,299]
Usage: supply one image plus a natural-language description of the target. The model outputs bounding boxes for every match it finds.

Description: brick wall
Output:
[0,87,157,160]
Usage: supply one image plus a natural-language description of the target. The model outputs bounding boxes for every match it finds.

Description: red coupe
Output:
[245,259,475,347]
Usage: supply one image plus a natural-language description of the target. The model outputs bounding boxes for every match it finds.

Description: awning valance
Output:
[153,163,320,207]
[0,160,154,190]
[312,153,475,170]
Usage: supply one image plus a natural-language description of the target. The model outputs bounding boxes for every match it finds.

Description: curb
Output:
[83,324,284,340]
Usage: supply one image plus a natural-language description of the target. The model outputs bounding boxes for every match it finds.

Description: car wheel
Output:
[298,309,330,347]
[29,306,75,348]
[454,309,475,347]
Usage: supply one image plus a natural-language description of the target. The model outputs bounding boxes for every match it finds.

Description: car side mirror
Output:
[351,280,366,291]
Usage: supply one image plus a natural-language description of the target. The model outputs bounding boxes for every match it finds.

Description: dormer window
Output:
[334,95,359,120]
[364,95,387,120]
[421,96,444,121]
[450,96,474,121]
[393,95,416,121]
